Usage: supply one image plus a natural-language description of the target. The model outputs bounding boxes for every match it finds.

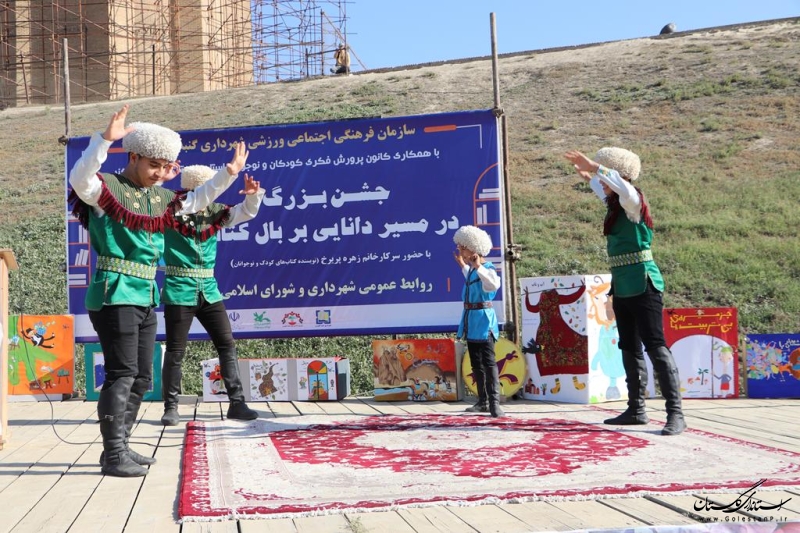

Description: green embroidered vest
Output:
[84,174,176,311]
[162,203,229,305]
[606,209,664,298]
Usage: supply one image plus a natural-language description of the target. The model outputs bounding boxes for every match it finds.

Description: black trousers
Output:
[467,337,499,404]
[164,295,235,355]
[162,294,243,405]
[612,280,666,354]
[89,305,156,388]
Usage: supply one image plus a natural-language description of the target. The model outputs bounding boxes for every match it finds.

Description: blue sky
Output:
[345,1,799,70]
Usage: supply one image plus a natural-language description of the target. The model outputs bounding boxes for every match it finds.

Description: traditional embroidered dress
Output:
[457,262,500,342]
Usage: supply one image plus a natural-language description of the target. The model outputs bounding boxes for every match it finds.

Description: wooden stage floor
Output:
[1,397,799,533]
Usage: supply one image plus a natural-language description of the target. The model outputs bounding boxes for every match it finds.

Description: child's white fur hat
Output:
[453,225,493,256]
[595,147,641,181]
[180,164,216,190]
[122,122,182,162]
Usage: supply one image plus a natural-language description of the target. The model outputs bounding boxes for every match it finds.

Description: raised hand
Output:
[162,161,181,182]
[226,142,250,176]
[239,174,260,195]
[102,104,136,143]
[564,150,597,182]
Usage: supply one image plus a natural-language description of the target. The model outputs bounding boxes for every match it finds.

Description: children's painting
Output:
[519,275,625,404]
[7,315,74,399]
[247,359,290,401]
[745,334,800,399]
[461,337,526,399]
[662,308,739,399]
[202,358,229,402]
[294,358,338,401]
[373,339,460,401]
[84,342,163,401]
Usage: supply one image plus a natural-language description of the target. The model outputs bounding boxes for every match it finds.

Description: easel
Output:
[0,249,19,450]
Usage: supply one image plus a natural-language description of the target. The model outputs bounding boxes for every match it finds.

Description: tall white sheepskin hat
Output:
[453,225,493,256]
[122,122,182,162]
[594,147,641,181]
[180,164,216,190]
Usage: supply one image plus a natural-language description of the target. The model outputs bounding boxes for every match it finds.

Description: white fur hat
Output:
[453,225,492,256]
[595,147,641,181]
[122,122,182,162]
[180,165,216,190]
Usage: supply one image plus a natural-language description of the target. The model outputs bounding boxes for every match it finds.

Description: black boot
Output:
[485,356,504,418]
[99,376,157,467]
[465,349,488,413]
[220,347,258,421]
[605,351,650,425]
[98,377,148,477]
[650,346,686,436]
[161,349,184,426]
[123,377,157,465]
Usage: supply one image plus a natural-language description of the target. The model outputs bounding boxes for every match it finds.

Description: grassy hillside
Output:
[1,18,798,395]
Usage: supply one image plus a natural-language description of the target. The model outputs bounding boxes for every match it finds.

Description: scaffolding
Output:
[0,0,355,108]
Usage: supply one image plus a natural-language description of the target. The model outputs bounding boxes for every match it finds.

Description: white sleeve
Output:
[476,264,501,292]
[68,133,111,208]
[589,176,606,201]
[177,167,238,215]
[224,188,266,227]
[595,165,641,222]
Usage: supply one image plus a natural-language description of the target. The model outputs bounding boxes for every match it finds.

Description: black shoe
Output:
[161,407,180,426]
[99,449,156,466]
[101,452,149,477]
[464,403,488,413]
[661,414,686,436]
[227,401,258,421]
[604,410,650,425]
[490,404,505,418]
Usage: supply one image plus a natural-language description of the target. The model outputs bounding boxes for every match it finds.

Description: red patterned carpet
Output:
[178,409,800,521]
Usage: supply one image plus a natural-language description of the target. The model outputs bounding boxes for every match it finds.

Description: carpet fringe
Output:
[179,487,798,522]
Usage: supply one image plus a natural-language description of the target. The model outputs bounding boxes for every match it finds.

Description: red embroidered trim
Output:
[69,173,181,233]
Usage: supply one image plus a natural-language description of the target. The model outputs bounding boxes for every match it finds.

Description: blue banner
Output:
[66,109,505,341]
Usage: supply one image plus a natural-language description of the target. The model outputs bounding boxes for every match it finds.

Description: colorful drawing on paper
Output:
[745,333,800,399]
[7,315,74,397]
[373,339,459,401]
[248,359,289,401]
[294,358,338,401]
[662,308,739,399]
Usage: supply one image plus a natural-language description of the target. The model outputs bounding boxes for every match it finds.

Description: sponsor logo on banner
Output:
[282,311,303,327]
[316,309,332,326]
[228,311,246,331]
[253,311,272,330]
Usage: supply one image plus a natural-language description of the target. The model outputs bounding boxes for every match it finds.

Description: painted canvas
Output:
[745,333,800,399]
[461,338,526,399]
[7,315,74,399]
[373,339,460,401]
[662,307,739,399]
[520,275,624,404]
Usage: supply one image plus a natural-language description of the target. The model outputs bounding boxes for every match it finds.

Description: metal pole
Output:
[490,13,520,344]
[61,38,71,144]
[152,44,156,95]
